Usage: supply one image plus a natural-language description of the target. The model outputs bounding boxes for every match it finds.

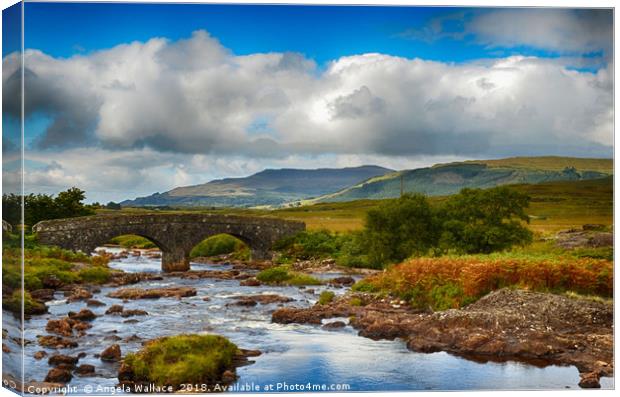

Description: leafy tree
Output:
[438,186,533,254]
[105,201,122,210]
[2,193,21,226]
[3,187,95,229]
[363,193,440,266]
[54,187,93,219]
[24,193,57,227]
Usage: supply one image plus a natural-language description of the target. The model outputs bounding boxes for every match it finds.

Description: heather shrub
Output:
[354,254,612,310]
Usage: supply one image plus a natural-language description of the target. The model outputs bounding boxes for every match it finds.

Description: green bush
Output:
[335,231,375,268]
[318,291,335,305]
[288,273,322,286]
[123,334,239,389]
[190,234,248,258]
[274,230,350,260]
[256,266,291,283]
[256,266,322,286]
[351,280,380,293]
[78,266,112,284]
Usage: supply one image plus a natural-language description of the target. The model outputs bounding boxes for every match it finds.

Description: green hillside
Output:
[121,165,392,208]
[311,157,612,203]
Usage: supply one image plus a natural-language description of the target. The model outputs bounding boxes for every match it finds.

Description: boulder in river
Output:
[329,276,355,286]
[71,320,92,334]
[46,319,73,337]
[86,299,106,307]
[231,294,293,307]
[322,321,347,330]
[105,305,124,315]
[240,278,261,287]
[121,309,148,317]
[44,368,72,383]
[30,289,56,302]
[68,309,97,321]
[34,351,48,360]
[48,354,79,368]
[74,364,96,376]
[107,286,196,300]
[38,336,78,349]
[100,344,121,362]
[67,288,93,302]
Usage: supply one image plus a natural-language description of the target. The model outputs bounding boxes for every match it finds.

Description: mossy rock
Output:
[119,334,240,390]
[318,291,335,305]
[256,266,322,286]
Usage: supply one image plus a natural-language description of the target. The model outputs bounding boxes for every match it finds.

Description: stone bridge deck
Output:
[33,213,305,271]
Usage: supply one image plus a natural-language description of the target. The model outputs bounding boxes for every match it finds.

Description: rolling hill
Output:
[121,165,393,208]
[307,156,612,204]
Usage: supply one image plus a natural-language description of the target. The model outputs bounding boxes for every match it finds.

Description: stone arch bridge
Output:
[33,214,305,272]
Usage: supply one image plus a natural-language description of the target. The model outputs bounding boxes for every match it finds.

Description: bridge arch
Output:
[33,214,305,272]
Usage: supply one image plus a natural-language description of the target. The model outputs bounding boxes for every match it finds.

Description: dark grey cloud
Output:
[329,86,385,119]
[468,9,613,55]
[400,8,612,58]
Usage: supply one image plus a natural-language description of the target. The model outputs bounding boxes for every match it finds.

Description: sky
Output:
[1,2,614,203]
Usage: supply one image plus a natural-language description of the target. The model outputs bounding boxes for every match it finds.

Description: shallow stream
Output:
[2,249,613,393]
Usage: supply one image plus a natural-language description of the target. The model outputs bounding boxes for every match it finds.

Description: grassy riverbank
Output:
[352,251,613,311]
[2,234,114,315]
[2,235,112,293]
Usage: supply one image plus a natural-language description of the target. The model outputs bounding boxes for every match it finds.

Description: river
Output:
[2,248,613,393]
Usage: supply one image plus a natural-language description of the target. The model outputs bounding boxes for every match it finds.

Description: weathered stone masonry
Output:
[33,214,305,272]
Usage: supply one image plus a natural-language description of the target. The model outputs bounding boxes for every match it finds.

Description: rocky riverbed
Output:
[2,247,614,393]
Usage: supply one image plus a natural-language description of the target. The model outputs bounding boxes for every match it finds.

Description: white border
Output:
[0,1,616,397]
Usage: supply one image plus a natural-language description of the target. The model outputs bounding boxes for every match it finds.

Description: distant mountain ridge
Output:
[121,165,393,208]
[121,157,612,208]
[307,156,613,204]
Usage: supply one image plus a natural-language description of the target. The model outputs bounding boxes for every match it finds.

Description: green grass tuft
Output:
[349,297,363,306]
[78,266,112,284]
[318,291,335,305]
